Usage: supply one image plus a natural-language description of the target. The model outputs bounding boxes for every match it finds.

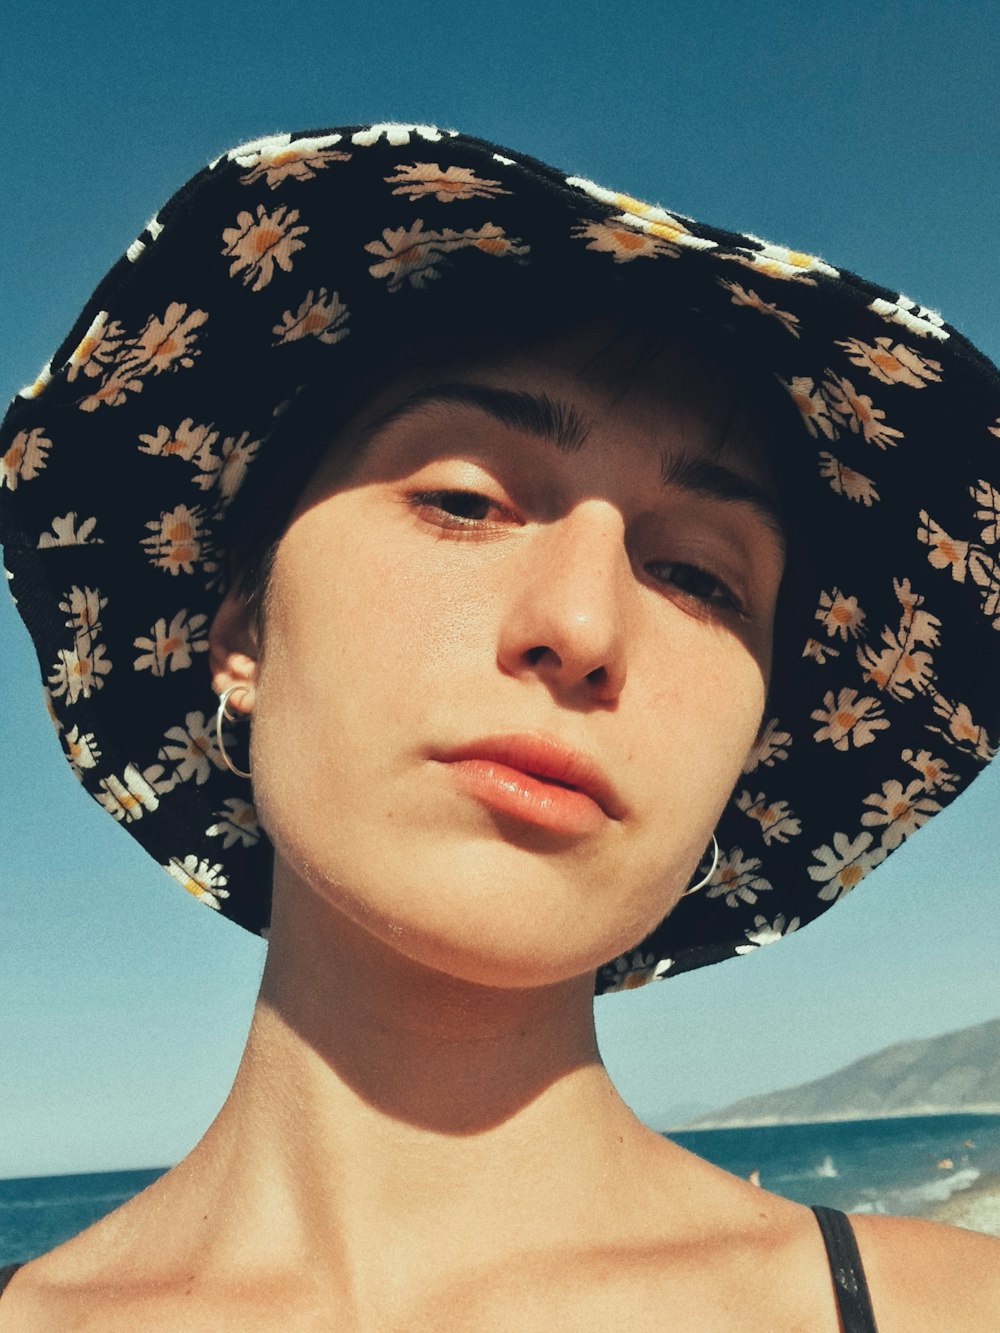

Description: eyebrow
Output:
[365,381,592,453]
[363,381,785,545]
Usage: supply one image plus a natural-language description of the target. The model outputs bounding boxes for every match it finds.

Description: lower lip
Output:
[442,759,607,836]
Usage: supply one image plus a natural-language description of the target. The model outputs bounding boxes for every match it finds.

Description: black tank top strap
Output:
[0,1262,23,1298]
[811,1205,879,1332]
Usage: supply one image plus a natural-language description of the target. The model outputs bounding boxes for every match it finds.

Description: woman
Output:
[1,122,998,1328]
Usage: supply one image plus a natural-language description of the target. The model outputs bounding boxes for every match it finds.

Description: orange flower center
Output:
[254,227,281,255]
[872,352,901,373]
[612,229,646,251]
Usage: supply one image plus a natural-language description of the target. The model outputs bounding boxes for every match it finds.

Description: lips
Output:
[435,732,624,821]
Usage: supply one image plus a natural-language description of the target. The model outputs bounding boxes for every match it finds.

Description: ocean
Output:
[3,1113,1000,1265]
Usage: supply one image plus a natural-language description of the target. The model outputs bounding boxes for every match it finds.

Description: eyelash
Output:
[408,489,746,616]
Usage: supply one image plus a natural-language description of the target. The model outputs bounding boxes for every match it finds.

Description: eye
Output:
[409,489,513,528]
[648,560,745,616]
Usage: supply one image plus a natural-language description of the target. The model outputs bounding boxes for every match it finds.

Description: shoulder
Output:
[850,1212,1000,1332]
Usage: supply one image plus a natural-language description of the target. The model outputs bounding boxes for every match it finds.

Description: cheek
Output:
[246,510,497,836]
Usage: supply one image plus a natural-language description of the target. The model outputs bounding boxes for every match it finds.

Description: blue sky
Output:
[1,0,998,1177]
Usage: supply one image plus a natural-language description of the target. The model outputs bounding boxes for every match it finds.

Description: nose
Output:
[496,501,630,703]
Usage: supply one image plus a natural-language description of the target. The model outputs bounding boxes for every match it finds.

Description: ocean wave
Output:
[850,1166,981,1215]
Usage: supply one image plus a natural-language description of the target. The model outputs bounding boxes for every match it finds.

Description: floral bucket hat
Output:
[2,123,998,994]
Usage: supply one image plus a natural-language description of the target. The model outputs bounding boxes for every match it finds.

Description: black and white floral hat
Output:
[2,123,998,994]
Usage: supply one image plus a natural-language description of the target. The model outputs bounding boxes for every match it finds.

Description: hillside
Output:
[683,1016,1000,1128]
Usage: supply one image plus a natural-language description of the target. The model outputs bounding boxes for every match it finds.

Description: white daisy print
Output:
[158,710,222,785]
[366,220,528,293]
[815,588,865,641]
[272,288,350,347]
[822,374,903,449]
[868,295,948,341]
[717,280,800,337]
[351,123,454,147]
[37,512,102,548]
[817,452,880,506]
[59,585,106,635]
[95,763,162,823]
[164,855,230,909]
[133,609,209,676]
[206,797,261,849]
[64,310,125,383]
[779,376,838,440]
[724,239,839,282]
[601,950,673,992]
[222,205,309,292]
[861,779,941,850]
[48,644,113,703]
[811,688,890,751]
[2,428,51,491]
[63,724,101,776]
[856,578,940,702]
[77,304,209,411]
[573,217,679,262]
[801,637,840,665]
[735,790,801,845]
[138,418,219,464]
[808,831,886,901]
[836,336,942,388]
[193,432,262,508]
[141,503,211,576]
[927,694,997,762]
[742,717,792,772]
[385,163,509,203]
[705,847,773,909]
[230,132,350,188]
[734,913,801,953]
[900,747,958,793]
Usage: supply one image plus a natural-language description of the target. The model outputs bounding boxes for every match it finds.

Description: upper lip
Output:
[435,732,625,820]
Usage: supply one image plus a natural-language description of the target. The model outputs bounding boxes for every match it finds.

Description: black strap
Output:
[811,1206,879,1333]
[0,1262,22,1298]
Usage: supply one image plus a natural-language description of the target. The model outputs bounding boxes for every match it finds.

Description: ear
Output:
[209,579,259,714]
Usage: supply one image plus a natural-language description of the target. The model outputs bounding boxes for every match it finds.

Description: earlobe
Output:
[209,580,260,710]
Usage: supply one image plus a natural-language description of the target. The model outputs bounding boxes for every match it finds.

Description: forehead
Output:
[344,321,777,493]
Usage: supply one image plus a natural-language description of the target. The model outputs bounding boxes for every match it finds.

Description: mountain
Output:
[681,1017,1000,1128]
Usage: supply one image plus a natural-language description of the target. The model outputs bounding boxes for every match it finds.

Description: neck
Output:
[182,871,670,1293]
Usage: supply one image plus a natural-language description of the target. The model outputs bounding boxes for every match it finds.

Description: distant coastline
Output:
[672,1105,1000,1132]
[665,1016,1000,1132]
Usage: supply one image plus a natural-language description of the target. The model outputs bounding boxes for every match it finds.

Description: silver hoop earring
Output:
[215,685,252,780]
[683,834,720,896]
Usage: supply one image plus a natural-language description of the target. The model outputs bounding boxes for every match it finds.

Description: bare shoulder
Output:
[851,1212,1000,1332]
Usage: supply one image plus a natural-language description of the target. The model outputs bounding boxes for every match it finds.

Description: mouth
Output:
[433,732,624,832]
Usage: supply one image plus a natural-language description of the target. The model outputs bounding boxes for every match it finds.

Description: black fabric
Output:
[0,1262,22,1297]
[811,1205,879,1333]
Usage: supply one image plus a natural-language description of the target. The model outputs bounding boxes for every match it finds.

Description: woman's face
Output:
[215,329,786,989]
